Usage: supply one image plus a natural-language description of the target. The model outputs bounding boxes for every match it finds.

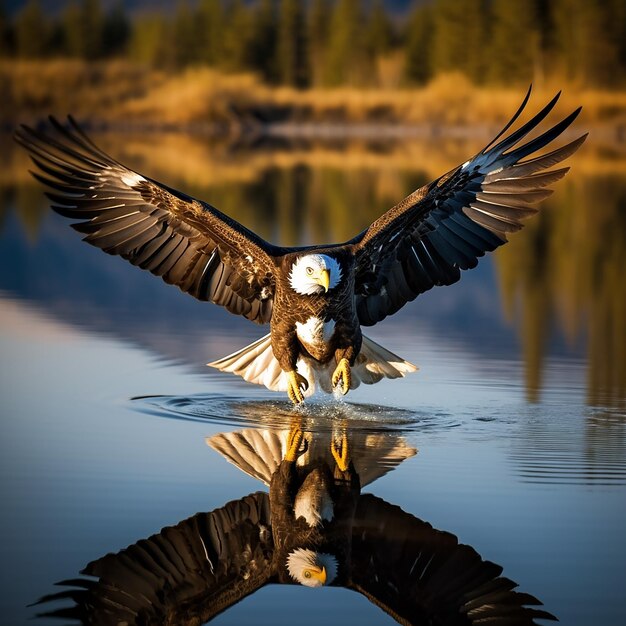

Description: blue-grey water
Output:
[0,131,624,625]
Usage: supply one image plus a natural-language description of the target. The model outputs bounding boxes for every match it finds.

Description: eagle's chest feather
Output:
[295,317,336,354]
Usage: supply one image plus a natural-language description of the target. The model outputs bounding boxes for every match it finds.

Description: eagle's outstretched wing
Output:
[350,88,587,326]
[348,494,556,625]
[33,492,273,624]
[15,118,279,323]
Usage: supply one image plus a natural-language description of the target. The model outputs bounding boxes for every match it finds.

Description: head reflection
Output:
[35,416,555,625]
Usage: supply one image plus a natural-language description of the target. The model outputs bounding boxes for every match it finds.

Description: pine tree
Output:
[172,0,199,68]
[129,14,169,67]
[81,0,104,60]
[102,1,130,58]
[324,0,364,86]
[61,2,80,57]
[362,0,395,86]
[196,0,225,67]
[365,0,393,59]
[277,0,308,87]
[0,0,14,58]
[431,0,485,82]
[488,0,538,85]
[307,0,330,87]
[551,0,621,86]
[607,0,626,88]
[531,0,554,86]
[15,0,48,58]
[404,4,434,85]
[62,0,104,60]
[609,0,626,83]
[222,0,255,72]
[251,0,278,82]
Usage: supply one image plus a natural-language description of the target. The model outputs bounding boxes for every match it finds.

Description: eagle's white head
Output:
[289,254,342,296]
[286,548,338,587]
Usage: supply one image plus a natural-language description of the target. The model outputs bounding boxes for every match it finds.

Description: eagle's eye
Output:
[304,570,312,578]
[306,267,314,275]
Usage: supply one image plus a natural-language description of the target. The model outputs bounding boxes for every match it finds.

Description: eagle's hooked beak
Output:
[311,566,327,585]
[318,268,330,292]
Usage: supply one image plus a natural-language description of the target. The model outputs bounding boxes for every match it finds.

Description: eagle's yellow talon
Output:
[287,370,308,404]
[285,426,306,462]
[331,358,351,395]
[331,433,349,471]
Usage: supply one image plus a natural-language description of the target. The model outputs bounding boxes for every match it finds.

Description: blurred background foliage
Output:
[2,0,625,89]
[3,0,626,128]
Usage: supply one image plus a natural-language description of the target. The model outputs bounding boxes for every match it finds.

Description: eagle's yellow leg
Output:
[331,432,349,471]
[331,358,351,395]
[287,370,308,404]
[285,425,307,462]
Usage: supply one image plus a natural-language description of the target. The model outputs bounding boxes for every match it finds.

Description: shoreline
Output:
[3,119,624,148]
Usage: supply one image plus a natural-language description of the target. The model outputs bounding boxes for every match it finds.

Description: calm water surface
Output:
[0,131,625,625]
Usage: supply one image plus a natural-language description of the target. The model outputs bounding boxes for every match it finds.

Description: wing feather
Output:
[348,494,557,625]
[32,493,274,623]
[15,117,280,324]
[481,91,562,162]
[350,89,586,326]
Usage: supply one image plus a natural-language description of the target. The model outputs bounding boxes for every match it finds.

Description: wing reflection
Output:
[34,418,555,625]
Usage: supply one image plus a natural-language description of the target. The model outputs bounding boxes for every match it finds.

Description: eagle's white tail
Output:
[207,333,417,396]
[207,428,417,487]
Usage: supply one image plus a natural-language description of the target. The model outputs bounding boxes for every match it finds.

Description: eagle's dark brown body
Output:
[270,457,359,586]
[272,250,361,371]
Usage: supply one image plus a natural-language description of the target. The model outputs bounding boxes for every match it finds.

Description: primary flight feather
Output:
[15,88,586,403]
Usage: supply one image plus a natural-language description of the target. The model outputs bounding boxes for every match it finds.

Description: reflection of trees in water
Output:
[0,187,11,234]
[497,175,626,408]
[2,133,624,406]
[583,178,626,408]
[14,185,48,243]
[0,183,48,243]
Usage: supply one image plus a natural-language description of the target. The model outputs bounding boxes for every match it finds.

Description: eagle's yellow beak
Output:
[317,269,330,292]
[311,566,327,585]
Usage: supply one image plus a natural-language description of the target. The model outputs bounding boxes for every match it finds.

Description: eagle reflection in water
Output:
[35,418,555,625]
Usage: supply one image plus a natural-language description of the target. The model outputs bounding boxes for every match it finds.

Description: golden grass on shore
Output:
[1,60,164,123]
[3,60,626,133]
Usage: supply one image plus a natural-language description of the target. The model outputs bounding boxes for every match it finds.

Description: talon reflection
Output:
[34,422,555,624]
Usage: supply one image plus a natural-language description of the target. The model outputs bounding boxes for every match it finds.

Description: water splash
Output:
[131,393,460,434]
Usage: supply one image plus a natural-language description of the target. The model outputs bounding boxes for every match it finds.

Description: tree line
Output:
[2,0,625,89]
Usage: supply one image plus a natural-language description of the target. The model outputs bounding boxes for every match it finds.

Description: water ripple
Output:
[131,393,461,434]
[507,411,626,487]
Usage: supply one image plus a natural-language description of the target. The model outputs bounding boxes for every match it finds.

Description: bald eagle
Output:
[33,425,556,624]
[15,88,586,403]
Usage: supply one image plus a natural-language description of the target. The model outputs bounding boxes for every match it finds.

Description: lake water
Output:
[0,129,625,625]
